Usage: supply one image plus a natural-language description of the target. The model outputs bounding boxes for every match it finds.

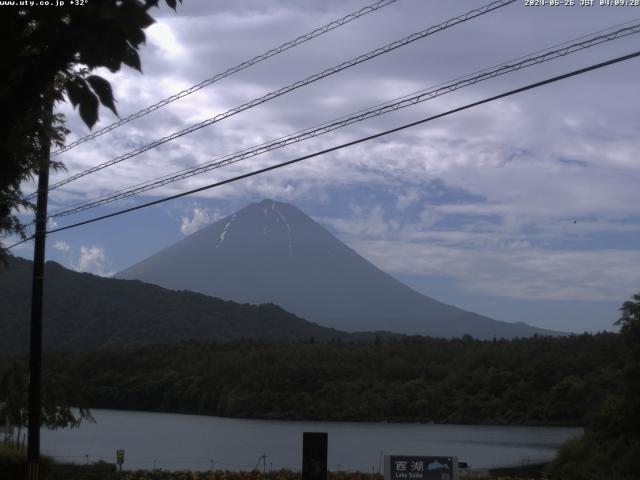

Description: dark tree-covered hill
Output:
[6,332,622,426]
[0,256,359,352]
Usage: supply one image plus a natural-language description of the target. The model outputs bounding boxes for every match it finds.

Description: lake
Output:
[41,409,581,472]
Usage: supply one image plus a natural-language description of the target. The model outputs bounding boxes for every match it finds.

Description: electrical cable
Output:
[30,0,516,198]
[6,48,636,251]
[40,14,640,220]
[46,22,640,219]
[50,0,399,157]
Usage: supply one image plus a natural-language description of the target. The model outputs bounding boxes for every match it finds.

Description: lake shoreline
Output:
[81,405,585,429]
[40,409,582,472]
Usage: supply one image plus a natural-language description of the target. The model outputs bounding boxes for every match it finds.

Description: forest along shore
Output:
[0,332,621,426]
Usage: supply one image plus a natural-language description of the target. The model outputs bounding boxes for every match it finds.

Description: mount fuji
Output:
[116,200,554,339]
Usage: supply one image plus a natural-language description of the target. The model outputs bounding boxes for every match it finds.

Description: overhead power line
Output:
[32,0,516,198]
[5,48,635,251]
[47,22,640,219]
[50,0,398,157]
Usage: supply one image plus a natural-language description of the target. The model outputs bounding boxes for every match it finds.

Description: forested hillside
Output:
[0,257,359,352]
[4,333,621,426]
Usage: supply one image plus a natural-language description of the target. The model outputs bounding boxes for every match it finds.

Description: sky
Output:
[8,0,640,333]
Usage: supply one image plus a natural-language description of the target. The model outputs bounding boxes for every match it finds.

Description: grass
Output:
[1,445,546,480]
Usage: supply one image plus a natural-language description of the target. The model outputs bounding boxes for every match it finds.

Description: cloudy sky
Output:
[10,0,640,333]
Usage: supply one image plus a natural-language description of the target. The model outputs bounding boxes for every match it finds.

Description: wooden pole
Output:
[26,101,52,480]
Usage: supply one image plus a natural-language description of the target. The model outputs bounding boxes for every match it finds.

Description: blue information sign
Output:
[384,455,458,480]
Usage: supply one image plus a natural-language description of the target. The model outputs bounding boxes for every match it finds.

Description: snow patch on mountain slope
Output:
[276,209,292,257]
[216,214,236,249]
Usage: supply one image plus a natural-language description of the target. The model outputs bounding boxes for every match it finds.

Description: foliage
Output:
[616,292,640,341]
[0,443,28,480]
[43,460,120,480]
[546,291,640,480]
[0,331,621,427]
[0,454,538,480]
[547,434,640,480]
[0,363,29,440]
[0,362,94,449]
[0,263,629,429]
[0,443,55,479]
[0,85,68,256]
[0,257,355,352]
[0,0,182,255]
[487,462,547,480]
[116,470,384,480]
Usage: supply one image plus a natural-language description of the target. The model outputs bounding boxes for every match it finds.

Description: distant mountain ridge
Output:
[117,199,556,339]
[0,257,360,353]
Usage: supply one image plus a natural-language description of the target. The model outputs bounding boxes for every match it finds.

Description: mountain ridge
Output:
[0,256,368,352]
[116,199,558,339]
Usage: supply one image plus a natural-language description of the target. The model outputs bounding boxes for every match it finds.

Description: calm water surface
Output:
[41,409,581,472]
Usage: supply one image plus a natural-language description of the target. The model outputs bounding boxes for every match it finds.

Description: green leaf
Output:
[65,78,84,108]
[78,32,124,72]
[125,24,146,47]
[122,45,142,72]
[121,2,155,30]
[165,0,177,10]
[65,76,101,128]
[79,90,99,129]
[87,75,118,116]
[98,3,118,20]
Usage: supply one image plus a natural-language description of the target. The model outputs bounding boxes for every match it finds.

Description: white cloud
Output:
[73,246,110,276]
[53,240,71,252]
[180,207,211,235]
[316,197,640,304]
[317,204,398,238]
[352,239,640,303]
[396,188,421,211]
[147,21,185,58]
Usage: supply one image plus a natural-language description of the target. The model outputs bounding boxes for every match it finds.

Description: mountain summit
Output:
[116,199,552,339]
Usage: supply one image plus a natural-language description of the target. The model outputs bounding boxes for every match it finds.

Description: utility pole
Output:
[26,97,52,480]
